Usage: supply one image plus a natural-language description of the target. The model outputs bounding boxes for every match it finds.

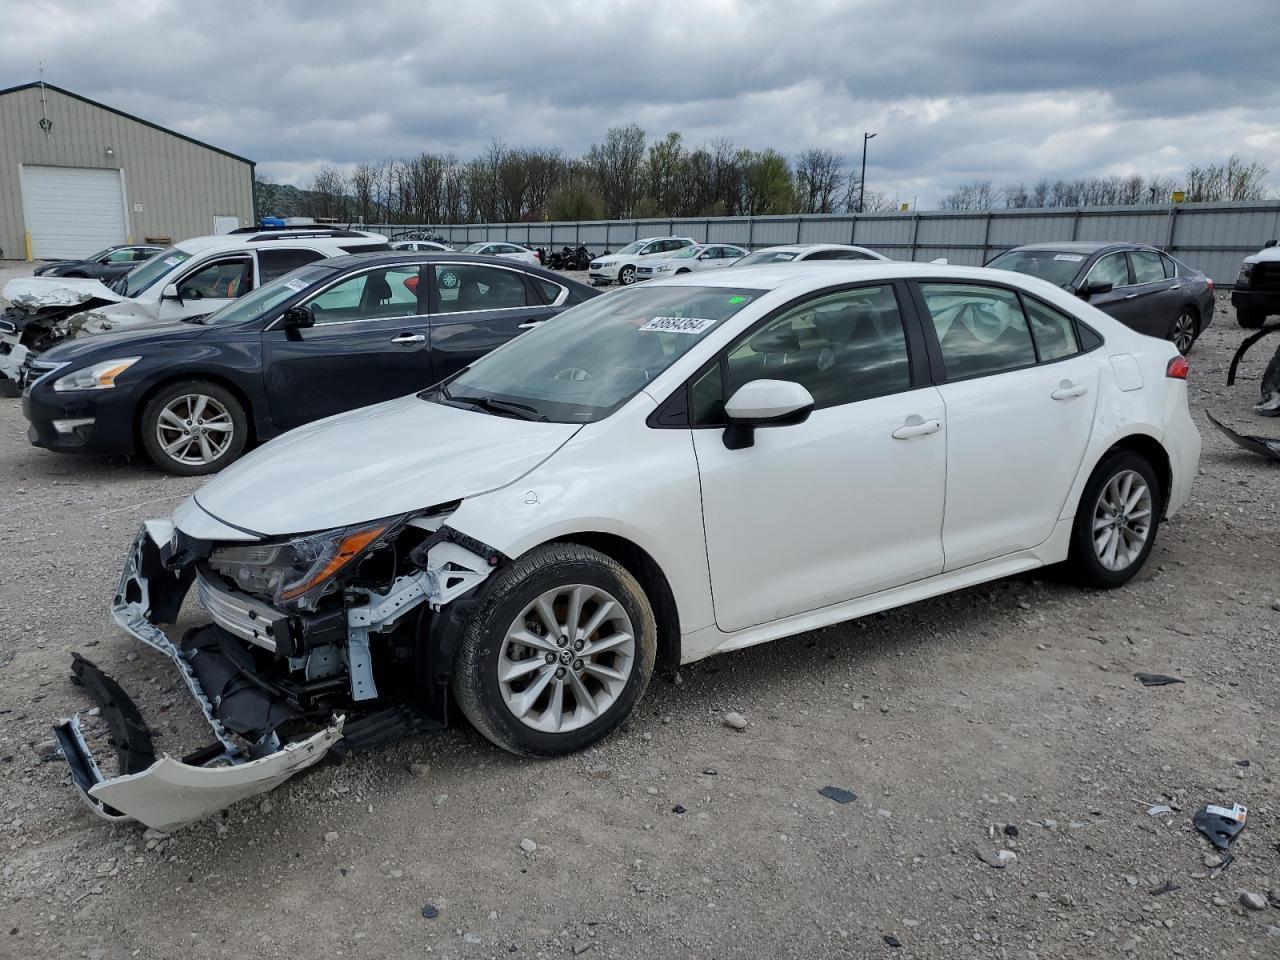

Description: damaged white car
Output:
[0,226,388,390]
[54,263,1200,830]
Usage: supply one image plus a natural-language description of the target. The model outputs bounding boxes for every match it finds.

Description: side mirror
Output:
[1079,280,1113,298]
[161,282,182,302]
[282,305,315,329]
[722,379,815,450]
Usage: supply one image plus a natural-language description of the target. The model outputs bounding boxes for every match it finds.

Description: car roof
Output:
[1007,241,1156,255]
[653,260,1070,293]
[752,243,871,253]
[174,229,387,254]
[309,251,593,286]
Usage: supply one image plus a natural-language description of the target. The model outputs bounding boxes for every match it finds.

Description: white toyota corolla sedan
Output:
[56,262,1199,829]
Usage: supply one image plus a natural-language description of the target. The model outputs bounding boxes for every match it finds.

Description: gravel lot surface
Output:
[1,261,1278,959]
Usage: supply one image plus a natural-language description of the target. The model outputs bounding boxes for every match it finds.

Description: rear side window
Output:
[1160,254,1178,279]
[1021,296,1080,362]
[919,283,1036,380]
[1129,251,1166,285]
[434,264,529,312]
[258,248,326,283]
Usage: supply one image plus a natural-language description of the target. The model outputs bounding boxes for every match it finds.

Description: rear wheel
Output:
[1066,451,1161,588]
[452,543,657,756]
[1168,308,1198,354]
[139,380,248,476]
[618,265,636,286]
[1237,308,1266,329]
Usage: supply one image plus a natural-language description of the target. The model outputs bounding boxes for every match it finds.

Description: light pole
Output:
[859,132,877,213]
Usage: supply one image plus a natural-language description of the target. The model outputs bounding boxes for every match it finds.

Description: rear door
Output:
[1122,250,1182,337]
[261,263,434,429]
[912,281,1099,569]
[427,262,555,381]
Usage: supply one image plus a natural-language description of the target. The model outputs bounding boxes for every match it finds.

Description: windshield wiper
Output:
[464,396,547,421]
[180,315,206,325]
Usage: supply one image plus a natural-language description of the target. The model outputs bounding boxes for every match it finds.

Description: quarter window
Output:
[1129,251,1166,284]
[304,266,422,323]
[919,283,1036,380]
[434,264,529,311]
[534,277,566,305]
[1087,253,1129,289]
[1022,296,1080,362]
[724,285,911,411]
[1160,254,1178,279]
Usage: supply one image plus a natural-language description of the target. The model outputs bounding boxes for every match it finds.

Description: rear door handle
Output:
[518,320,546,330]
[390,333,426,345]
[891,417,941,440]
[1051,382,1089,400]
[1169,283,1182,290]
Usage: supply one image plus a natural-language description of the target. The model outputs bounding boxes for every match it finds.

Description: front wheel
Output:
[618,265,636,285]
[1168,309,1198,354]
[1066,451,1161,588]
[1237,308,1265,329]
[452,543,657,756]
[139,380,248,476]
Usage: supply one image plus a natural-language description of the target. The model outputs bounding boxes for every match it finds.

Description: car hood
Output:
[1245,246,1280,265]
[3,276,123,310]
[40,321,209,364]
[192,395,582,537]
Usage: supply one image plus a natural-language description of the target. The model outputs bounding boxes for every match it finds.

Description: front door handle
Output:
[892,417,941,440]
[1124,292,1139,300]
[518,320,546,330]
[1051,381,1089,401]
[390,333,426,345]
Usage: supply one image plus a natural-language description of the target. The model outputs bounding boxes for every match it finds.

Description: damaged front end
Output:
[0,278,124,389]
[55,512,497,831]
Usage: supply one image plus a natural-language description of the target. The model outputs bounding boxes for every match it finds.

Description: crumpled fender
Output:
[2,276,122,310]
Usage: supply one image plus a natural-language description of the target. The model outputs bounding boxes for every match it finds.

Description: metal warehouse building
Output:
[0,81,254,261]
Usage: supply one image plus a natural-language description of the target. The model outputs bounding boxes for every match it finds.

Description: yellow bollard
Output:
[24,231,33,261]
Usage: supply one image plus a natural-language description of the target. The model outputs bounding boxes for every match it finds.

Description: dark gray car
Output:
[33,244,165,280]
[986,242,1214,353]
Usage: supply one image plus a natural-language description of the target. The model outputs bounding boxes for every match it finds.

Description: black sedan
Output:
[23,253,598,475]
[986,242,1213,354]
[33,244,165,280]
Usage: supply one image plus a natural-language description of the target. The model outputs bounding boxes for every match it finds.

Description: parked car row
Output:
[48,256,1200,830]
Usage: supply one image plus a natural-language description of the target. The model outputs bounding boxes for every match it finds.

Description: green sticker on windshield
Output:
[728,295,747,304]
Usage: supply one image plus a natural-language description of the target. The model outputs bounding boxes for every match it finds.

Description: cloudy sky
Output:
[3,0,1278,205]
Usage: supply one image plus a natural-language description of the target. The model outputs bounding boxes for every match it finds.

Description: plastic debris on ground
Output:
[1194,802,1248,850]
[1134,672,1184,687]
[818,785,857,804]
[1146,804,1173,817]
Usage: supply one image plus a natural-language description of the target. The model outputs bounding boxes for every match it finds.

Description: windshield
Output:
[436,284,763,422]
[614,241,647,256]
[987,249,1087,288]
[460,242,489,253]
[735,250,798,266]
[198,264,335,326]
[114,247,193,296]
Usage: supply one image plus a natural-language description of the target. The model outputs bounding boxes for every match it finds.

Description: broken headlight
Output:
[209,518,397,609]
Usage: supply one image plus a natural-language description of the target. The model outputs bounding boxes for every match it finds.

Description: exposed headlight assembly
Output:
[53,357,140,392]
[209,517,398,609]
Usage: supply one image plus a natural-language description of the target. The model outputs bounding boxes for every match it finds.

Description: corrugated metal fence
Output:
[368,200,1280,286]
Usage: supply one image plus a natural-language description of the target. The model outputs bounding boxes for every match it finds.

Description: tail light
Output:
[1206,278,1214,293]
[1166,355,1189,380]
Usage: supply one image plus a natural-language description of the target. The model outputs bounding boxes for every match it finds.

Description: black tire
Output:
[618,265,636,286]
[452,543,657,757]
[1066,450,1162,589]
[675,268,691,275]
[1237,308,1266,329]
[138,380,248,476]
[1168,308,1198,354]
[0,376,19,399]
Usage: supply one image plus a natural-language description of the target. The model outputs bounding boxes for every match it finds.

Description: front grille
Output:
[589,262,602,270]
[195,569,288,652]
[1249,262,1280,292]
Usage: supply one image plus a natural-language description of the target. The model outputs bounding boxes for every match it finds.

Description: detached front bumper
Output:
[52,522,345,831]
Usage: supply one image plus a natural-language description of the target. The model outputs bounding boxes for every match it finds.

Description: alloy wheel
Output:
[155,393,235,466]
[1171,311,1196,353]
[619,266,636,285]
[1092,469,1153,571]
[498,584,636,733]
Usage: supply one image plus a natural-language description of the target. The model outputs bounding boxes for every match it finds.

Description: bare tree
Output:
[939,180,999,210]
[795,149,845,214]
[586,124,647,219]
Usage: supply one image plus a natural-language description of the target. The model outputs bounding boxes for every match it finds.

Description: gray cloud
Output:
[2,0,1277,205]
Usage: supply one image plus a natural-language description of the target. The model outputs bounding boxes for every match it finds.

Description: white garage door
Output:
[20,165,127,260]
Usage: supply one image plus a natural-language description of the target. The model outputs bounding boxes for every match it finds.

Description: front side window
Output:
[919,282,1036,380]
[178,258,253,301]
[614,241,646,256]
[304,266,422,323]
[441,284,762,423]
[435,264,529,312]
[1087,252,1130,289]
[1129,251,1166,284]
[723,285,911,411]
[105,248,137,262]
[258,247,326,283]
[204,265,334,326]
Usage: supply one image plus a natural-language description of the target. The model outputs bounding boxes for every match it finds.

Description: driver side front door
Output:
[157,255,255,322]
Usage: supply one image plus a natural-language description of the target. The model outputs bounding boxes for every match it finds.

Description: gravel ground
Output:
[1,261,1278,959]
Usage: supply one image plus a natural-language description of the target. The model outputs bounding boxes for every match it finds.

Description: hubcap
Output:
[1172,312,1196,353]
[155,394,234,465]
[1092,469,1153,571]
[620,268,635,285]
[498,584,635,733]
